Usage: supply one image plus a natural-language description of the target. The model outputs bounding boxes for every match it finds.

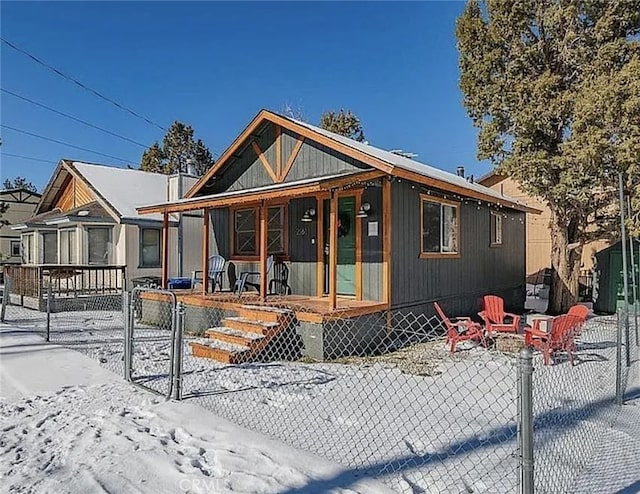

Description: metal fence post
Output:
[0,275,9,323]
[123,291,132,381]
[45,282,52,342]
[619,172,631,366]
[172,301,185,401]
[518,347,534,494]
[616,308,624,405]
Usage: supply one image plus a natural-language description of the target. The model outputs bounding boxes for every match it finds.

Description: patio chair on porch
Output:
[479,295,521,334]
[434,302,487,354]
[268,261,292,296]
[233,255,274,295]
[191,255,226,293]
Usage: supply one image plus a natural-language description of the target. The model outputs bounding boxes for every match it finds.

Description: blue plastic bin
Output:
[167,277,192,290]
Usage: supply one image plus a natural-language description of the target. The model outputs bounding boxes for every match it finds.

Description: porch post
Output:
[259,202,268,300]
[329,190,338,310]
[202,208,210,295]
[382,177,391,305]
[161,211,169,289]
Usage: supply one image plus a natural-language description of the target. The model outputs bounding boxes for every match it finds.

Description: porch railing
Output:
[4,264,127,299]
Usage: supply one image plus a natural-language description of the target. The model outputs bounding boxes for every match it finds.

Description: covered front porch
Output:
[141,169,392,317]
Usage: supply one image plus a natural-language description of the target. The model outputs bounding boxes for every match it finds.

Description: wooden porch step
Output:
[205,326,264,347]
[189,338,249,364]
[239,305,292,323]
[223,317,280,335]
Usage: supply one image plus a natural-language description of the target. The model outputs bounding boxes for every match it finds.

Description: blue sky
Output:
[1,1,489,191]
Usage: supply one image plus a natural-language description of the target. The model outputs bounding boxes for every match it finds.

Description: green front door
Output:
[322,196,357,296]
[337,196,356,295]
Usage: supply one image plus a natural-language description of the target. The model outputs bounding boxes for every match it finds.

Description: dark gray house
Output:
[138,110,534,360]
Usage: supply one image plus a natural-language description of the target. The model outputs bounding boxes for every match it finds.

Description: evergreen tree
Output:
[456,0,640,313]
[3,176,37,193]
[193,139,215,176]
[139,121,215,175]
[319,109,365,142]
[140,142,165,174]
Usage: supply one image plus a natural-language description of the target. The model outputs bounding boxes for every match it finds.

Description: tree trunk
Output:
[547,211,582,314]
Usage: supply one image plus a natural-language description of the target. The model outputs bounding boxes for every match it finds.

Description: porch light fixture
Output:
[356,202,371,218]
[301,208,316,222]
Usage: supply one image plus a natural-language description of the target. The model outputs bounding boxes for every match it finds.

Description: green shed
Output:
[593,240,640,314]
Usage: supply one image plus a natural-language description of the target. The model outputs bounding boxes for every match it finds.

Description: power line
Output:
[1,88,148,149]
[1,152,57,164]
[1,37,165,131]
[0,124,134,164]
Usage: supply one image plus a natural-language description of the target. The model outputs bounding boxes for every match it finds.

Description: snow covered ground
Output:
[0,327,392,494]
[1,303,637,493]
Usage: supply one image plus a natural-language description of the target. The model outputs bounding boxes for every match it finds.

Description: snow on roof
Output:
[72,162,168,221]
[141,171,362,210]
[287,116,524,207]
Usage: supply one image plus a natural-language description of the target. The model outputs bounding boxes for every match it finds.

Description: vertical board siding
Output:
[361,183,383,301]
[210,208,230,259]
[287,197,318,296]
[284,129,370,183]
[391,180,526,315]
[210,124,373,194]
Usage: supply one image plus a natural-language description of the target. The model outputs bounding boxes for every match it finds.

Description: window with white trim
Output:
[41,231,58,264]
[87,227,112,265]
[10,240,20,257]
[140,227,161,267]
[60,229,78,264]
[22,233,35,264]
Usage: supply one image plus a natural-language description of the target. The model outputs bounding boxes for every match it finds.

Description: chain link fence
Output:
[529,310,639,494]
[2,273,639,493]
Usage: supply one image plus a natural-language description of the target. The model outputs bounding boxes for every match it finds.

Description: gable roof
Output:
[37,160,169,222]
[186,110,538,213]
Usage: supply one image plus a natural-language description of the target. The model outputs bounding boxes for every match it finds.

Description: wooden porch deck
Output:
[170,291,389,322]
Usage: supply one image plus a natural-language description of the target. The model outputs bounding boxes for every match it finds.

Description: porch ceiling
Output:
[136,169,385,214]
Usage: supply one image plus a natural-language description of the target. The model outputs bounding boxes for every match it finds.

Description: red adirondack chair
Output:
[478,295,521,334]
[524,314,583,365]
[434,302,487,354]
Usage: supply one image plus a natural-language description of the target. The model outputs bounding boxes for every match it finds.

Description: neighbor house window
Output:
[140,227,161,267]
[232,205,286,257]
[420,195,459,257]
[87,227,112,265]
[60,229,78,264]
[490,212,503,246]
[41,231,58,264]
[22,233,35,264]
[10,240,20,257]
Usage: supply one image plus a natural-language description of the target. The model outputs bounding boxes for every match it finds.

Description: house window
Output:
[267,207,285,254]
[490,212,503,246]
[232,205,286,257]
[10,241,20,257]
[42,232,58,264]
[420,195,459,257]
[87,227,112,265]
[60,229,78,264]
[22,233,35,264]
[140,228,161,267]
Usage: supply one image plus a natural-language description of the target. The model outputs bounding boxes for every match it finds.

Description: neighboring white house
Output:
[0,188,42,265]
[13,160,202,288]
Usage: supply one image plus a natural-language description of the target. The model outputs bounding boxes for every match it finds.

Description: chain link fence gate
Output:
[124,287,182,400]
